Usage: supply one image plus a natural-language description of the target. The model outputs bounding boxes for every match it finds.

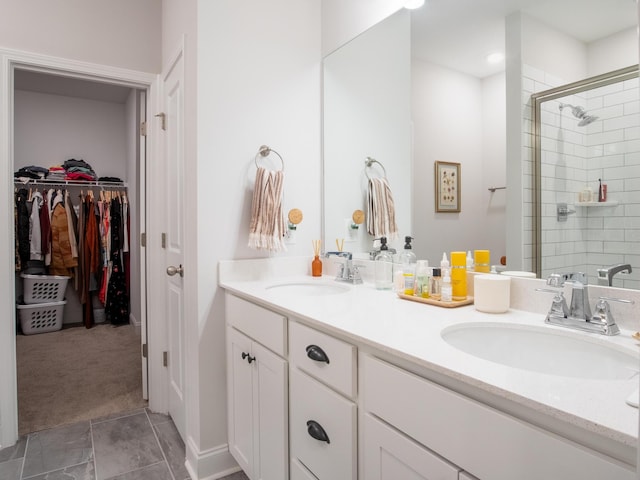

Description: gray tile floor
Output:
[0,408,249,480]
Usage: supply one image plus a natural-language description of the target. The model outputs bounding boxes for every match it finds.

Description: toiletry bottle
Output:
[440,252,450,272]
[398,236,417,295]
[312,255,322,277]
[466,250,474,270]
[414,260,430,298]
[374,237,393,290]
[474,250,490,273]
[441,269,452,302]
[429,268,442,300]
[450,251,467,301]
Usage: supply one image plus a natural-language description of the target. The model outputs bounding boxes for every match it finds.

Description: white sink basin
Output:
[265,282,350,296]
[441,322,639,380]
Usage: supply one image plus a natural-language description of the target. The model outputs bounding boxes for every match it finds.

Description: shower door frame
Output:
[530,64,639,277]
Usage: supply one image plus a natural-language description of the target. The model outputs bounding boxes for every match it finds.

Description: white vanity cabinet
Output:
[226,294,288,480]
[288,320,358,479]
[361,354,635,480]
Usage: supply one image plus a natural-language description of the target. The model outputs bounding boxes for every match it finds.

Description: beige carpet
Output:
[16,323,147,435]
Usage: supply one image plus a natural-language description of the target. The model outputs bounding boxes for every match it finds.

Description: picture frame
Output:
[434,161,461,213]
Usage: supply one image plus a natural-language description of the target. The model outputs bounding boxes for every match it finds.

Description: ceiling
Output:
[411,0,638,78]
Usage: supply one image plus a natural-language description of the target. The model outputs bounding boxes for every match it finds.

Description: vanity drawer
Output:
[289,320,356,398]
[290,368,356,480]
[362,354,635,480]
[290,458,319,480]
[225,293,286,356]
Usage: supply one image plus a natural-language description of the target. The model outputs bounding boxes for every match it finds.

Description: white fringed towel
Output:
[366,177,398,240]
[248,166,286,252]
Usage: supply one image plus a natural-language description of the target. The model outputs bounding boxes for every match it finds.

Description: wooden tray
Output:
[397,293,474,308]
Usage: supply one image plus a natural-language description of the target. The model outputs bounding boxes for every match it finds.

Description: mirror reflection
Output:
[322,0,638,291]
[532,66,639,290]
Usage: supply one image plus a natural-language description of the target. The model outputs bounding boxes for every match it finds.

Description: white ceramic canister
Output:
[473,274,511,313]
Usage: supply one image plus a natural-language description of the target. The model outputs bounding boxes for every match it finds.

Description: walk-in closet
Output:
[12,69,147,435]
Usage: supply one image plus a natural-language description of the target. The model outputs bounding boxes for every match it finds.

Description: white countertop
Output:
[218,258,639,453]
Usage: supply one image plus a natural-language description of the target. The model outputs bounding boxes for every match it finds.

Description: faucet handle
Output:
[591,299,620,335]
[546,273,565,287]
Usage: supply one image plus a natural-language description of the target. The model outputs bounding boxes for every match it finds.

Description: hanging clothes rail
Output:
[14,179,128,188]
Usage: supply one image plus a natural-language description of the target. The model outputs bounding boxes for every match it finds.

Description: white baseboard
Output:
[185,436,240,480]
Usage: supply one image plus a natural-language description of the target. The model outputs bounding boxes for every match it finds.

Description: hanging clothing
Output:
[39,191,51,265]
[15,188,30,269]
[105,251,129,324]
[29,191,43,261]
[49,202,78,276]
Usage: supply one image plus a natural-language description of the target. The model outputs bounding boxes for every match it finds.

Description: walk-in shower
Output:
[558,103,598,126]
[530,64,639,289]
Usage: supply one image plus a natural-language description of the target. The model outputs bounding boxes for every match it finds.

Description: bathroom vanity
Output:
[220,258,638,480]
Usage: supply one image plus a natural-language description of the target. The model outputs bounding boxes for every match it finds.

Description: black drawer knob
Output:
[306,344,330,364]
[241,352,255,364]
[306,420,330,444]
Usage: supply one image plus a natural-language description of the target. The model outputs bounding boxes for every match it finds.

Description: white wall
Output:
[194,0,321,475]
[14,90,128,177]
[588,27,639,76]
[412,60,504,264]
[0,0,161,73]
[321,0,405,56]
[324,9,411,255]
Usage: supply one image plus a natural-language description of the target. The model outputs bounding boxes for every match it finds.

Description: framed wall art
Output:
[434,161,460,213]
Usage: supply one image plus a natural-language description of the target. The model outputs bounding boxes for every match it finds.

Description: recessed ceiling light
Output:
[404,0,425,9]
[486,52,504,64]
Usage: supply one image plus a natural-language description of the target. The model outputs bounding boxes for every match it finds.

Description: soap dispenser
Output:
[374,237,393,290]
[398,236,417,295]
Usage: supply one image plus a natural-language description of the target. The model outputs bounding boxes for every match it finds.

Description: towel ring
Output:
[255,145,284,171]
[364,157,387,180]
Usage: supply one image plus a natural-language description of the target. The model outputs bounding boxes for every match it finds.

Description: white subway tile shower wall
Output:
[525,64,640,289]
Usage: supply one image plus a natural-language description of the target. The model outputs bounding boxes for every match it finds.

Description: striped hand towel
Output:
[366,177,398,240]
[248,167,286,252]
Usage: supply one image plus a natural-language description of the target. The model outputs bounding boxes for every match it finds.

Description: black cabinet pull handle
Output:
[241,352,255,364]
[306,420,330,444]
[306,344,330,364]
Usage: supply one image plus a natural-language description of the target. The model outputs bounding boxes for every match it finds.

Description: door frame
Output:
[0,48,161,447]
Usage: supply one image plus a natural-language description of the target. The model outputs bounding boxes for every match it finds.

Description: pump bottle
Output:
[397,236,417,295]
[374,237,394,290]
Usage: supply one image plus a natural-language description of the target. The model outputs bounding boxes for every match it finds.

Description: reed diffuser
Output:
[312,240,322,277]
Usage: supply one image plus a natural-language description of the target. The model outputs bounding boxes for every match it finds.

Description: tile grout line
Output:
[18,435,28,480]
[100,460,167,480]
[145,408,177,480]
[89,420,99,480]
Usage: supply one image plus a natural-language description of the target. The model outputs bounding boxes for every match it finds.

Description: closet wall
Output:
[13,71,143,327]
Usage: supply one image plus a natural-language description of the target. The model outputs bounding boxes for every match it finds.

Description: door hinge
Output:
[161,233,167,249]
[142,343,148,358]
[140,121,147,136]
[163,351,168,367]
[140,232,146,247]
[155,112,166,131]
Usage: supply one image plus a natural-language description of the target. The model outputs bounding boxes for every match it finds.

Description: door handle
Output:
[166,265,184,277]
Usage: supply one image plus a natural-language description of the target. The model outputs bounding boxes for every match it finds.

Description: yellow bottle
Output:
[450,251,467,301]
[474,250,490,273]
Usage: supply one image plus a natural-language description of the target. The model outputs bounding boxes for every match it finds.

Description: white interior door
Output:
[162,50,186,440]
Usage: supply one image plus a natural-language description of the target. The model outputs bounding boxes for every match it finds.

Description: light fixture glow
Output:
[486,52,504,64]
[404,0,425,9]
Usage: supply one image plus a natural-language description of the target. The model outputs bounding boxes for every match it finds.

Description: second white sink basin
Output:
[441,322,639,380]
[265,281,350,296]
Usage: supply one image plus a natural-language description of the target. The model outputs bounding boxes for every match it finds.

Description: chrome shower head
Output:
[559,103,599,127]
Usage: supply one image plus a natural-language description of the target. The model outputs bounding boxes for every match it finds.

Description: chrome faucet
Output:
[325,251,363,284]
[539,272,620,336]
[597,263,632,286]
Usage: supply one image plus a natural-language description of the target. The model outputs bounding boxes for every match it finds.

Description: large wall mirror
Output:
[322,0,638,291]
